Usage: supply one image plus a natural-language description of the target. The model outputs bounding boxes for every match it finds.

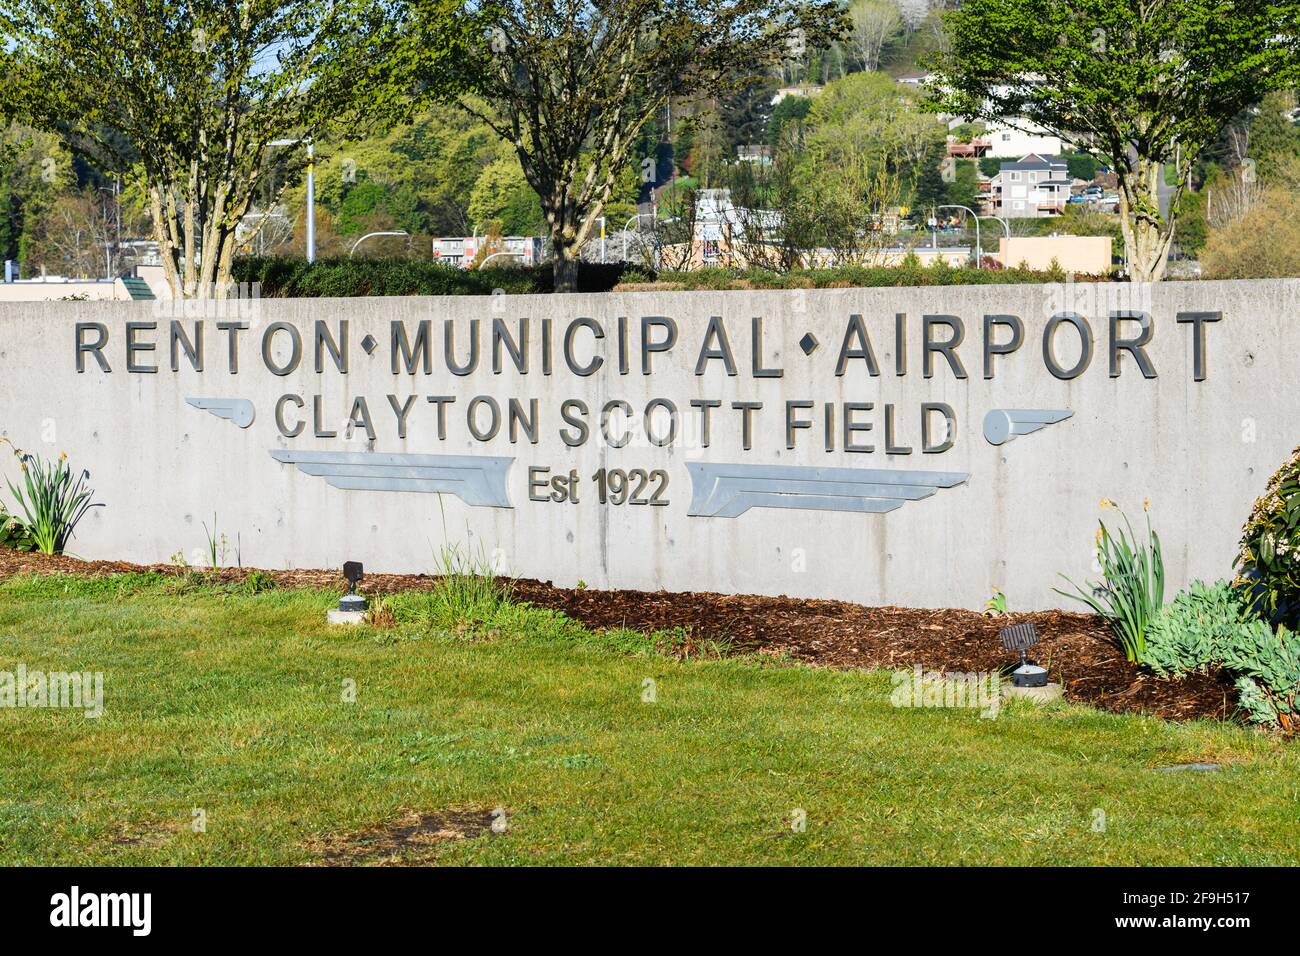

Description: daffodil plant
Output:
[1057,498,1165,663]
[1,437,99,555]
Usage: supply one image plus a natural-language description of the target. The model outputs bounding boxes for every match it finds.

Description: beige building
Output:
[997,235,1113,275]
[0,275,155,302]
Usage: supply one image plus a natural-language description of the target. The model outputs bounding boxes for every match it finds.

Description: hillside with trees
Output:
[2,0,1297,283]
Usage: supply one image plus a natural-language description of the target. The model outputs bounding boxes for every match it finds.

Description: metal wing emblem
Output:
[983,409,1073,446]
[687,461,968,518]
[186,397,255,429]
[269,450,513,508]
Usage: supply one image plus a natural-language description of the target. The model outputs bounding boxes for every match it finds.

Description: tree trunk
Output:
[1118,155,1174,283]
[553,248,579,293]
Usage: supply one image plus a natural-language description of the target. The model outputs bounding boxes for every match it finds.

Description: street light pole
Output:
[349,231,410,258]
[622,212,655,260]
[479,251,523,268]
[269,138,315,263]
[978,214,1010,265]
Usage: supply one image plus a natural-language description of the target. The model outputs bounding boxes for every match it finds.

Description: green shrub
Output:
[231,256,631,297]
[0,503,35,552]
[653,262,1082,291]
[233,255,1096,297]
[1063,152,1099,181]
[1145,580,1300,729]
[1235,445,1300,629]
[1144,580,1253,676]
[1057,503,1165,662]
[1219,622,1300,729]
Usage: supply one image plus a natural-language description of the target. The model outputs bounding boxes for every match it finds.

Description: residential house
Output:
[983,120,1063,159]
[771,84,822,105]
[987,154,1071,218]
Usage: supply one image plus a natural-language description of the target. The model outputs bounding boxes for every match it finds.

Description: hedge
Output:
[231,257,630,297]
[231,255,1095,298]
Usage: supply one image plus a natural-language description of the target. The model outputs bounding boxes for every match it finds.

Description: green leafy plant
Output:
[1057,500,1164,662]
[1,438,98,556]
[1144,580,1253,676]
[1145,580,1300,730]
[1235,445,1300,629]
[983,589,1008,616]
[0,503,36,552]
[241,570,274,595]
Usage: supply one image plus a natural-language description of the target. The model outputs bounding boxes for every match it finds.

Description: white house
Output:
[988,154,1071,218]
[984,120,1063,158]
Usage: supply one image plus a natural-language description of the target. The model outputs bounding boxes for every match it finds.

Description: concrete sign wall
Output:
[2,280,1297,610]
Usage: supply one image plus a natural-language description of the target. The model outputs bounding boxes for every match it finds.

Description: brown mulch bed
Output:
[0,549,1238,724]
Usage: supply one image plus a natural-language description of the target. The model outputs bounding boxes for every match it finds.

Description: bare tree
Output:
[25,191,110,278]
[847,0,902,72]
[653,182,702,271]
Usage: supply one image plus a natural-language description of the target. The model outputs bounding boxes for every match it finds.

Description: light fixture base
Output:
[1011,663,1049,688]
[339,594,368,613]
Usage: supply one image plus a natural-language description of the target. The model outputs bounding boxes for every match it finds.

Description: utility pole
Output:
[98,179,121,277]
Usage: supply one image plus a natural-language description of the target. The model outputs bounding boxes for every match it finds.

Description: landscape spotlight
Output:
[340,561,367,613]
[999,623,1048,688]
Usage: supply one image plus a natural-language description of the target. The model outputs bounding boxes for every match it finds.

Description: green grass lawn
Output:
[1,571,1297,866]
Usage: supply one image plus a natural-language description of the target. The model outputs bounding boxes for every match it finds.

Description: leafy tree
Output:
[23,190,112,277]
[804,72,944,176]
[946,159,981,211]
[336,181,396,236]
[1173,189,1208,257]
[681,108,729,187]
[926,0,1300,281]
[469,156,545,234]
[910,150,946,219]
[1063,152,1098,182]
[1247,90,1300,183]
[718,82,778,151]
[769,96,814,147]
[405,0,845,291]
[0,124,73,265]
[0,0,477,298]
